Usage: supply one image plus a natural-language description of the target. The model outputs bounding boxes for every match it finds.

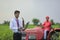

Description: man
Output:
[10,10,23,40]
[43,16,51,40]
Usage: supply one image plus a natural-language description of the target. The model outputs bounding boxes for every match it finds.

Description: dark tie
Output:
[16,19,19,27]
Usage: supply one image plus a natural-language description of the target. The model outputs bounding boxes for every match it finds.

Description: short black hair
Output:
[14,10,20,14]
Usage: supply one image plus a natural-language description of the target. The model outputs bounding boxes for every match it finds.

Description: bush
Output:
[32,18,40,25]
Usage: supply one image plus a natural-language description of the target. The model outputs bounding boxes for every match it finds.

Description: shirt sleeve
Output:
[50,22,52,26]
[43,22,45,26]
[10,19,18,30]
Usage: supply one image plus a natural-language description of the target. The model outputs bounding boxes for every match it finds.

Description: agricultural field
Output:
[0,24,60,40]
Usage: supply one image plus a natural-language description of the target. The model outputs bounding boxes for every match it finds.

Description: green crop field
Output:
[0,24,60,40]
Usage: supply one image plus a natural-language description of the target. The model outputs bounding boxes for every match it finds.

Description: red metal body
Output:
[23,26,60,40]
[25,27,44,40]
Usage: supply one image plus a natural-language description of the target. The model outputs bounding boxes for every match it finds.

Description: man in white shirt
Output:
[10,10,23,40]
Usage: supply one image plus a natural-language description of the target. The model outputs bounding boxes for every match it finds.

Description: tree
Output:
[3,20,10,25]
[32,18,40,25]
[50,19,55,25]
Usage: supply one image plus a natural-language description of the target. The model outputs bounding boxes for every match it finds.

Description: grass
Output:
[0,24,13,40]
[0,24,60,40]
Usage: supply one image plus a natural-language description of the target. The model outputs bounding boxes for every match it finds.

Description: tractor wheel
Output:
[50,31,60,40]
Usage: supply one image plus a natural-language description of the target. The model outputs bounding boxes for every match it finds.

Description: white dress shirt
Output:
[10,18,23,33]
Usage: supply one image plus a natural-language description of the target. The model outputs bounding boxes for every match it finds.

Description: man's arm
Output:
[22,17,24,27]
[42,22,45,28]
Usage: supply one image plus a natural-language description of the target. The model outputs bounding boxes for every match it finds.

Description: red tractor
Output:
[21,22,60,40]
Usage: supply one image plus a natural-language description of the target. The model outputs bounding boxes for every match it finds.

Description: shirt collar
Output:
[14,17,19,20]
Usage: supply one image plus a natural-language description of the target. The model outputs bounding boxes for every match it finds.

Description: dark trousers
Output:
[44,30,49,40]
[13,32,22,40]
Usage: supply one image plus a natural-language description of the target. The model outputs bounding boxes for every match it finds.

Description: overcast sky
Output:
[0,0,60,24]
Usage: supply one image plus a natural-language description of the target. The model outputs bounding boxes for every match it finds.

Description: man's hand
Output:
[18,28,21,31]
[21,28,25,31]
[18,28,25,31]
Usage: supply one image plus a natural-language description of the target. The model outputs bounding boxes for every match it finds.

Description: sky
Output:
[0,0,60,24]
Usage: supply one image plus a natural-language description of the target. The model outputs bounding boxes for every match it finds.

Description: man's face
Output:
[14,13,20,18]
[46,17,49,21]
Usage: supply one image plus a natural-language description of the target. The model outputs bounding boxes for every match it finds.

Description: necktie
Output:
[16,19,19,27]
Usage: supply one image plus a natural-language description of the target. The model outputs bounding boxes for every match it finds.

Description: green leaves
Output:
[32,18,40,25]
[0,24,13,40]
